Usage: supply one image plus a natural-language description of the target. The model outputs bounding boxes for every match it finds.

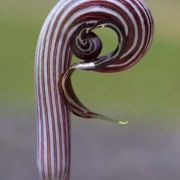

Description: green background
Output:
[0,0,180,121]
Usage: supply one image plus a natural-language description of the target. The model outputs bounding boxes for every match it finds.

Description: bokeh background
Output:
[0,0,180,179]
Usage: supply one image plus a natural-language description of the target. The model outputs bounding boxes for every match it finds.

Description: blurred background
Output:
[0,0,180,179]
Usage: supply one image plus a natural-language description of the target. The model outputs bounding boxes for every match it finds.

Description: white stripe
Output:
[106,0,138,58]
[44,28,56,178]
[38,38,48,177]
[136,0,151,52]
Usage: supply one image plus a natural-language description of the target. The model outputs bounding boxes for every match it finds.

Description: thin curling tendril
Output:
[60,22,128,125]
[60,62,128,125]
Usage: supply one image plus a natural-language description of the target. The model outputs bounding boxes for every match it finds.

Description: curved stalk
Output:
[35,0,154,179]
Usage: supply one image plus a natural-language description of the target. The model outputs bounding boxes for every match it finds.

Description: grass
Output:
[0,0,180,121]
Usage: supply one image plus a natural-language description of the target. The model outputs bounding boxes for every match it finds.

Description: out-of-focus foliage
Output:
[0,0,179,120]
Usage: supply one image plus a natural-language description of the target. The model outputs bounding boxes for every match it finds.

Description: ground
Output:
[1,107,180,180]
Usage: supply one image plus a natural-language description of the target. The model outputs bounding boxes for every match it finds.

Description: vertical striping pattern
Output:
[35,0,154,180]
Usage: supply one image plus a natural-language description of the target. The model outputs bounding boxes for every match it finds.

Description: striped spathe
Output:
[34,0,154,179]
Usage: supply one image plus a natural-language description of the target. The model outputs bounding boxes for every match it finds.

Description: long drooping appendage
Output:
[35,0,154,179]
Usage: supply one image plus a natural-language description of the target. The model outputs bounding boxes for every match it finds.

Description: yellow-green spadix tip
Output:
[118,121,128,125]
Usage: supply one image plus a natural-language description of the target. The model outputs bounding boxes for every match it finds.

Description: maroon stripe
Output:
[63,48,72,179]
[37,36,46,179]
[39,14,55,178]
